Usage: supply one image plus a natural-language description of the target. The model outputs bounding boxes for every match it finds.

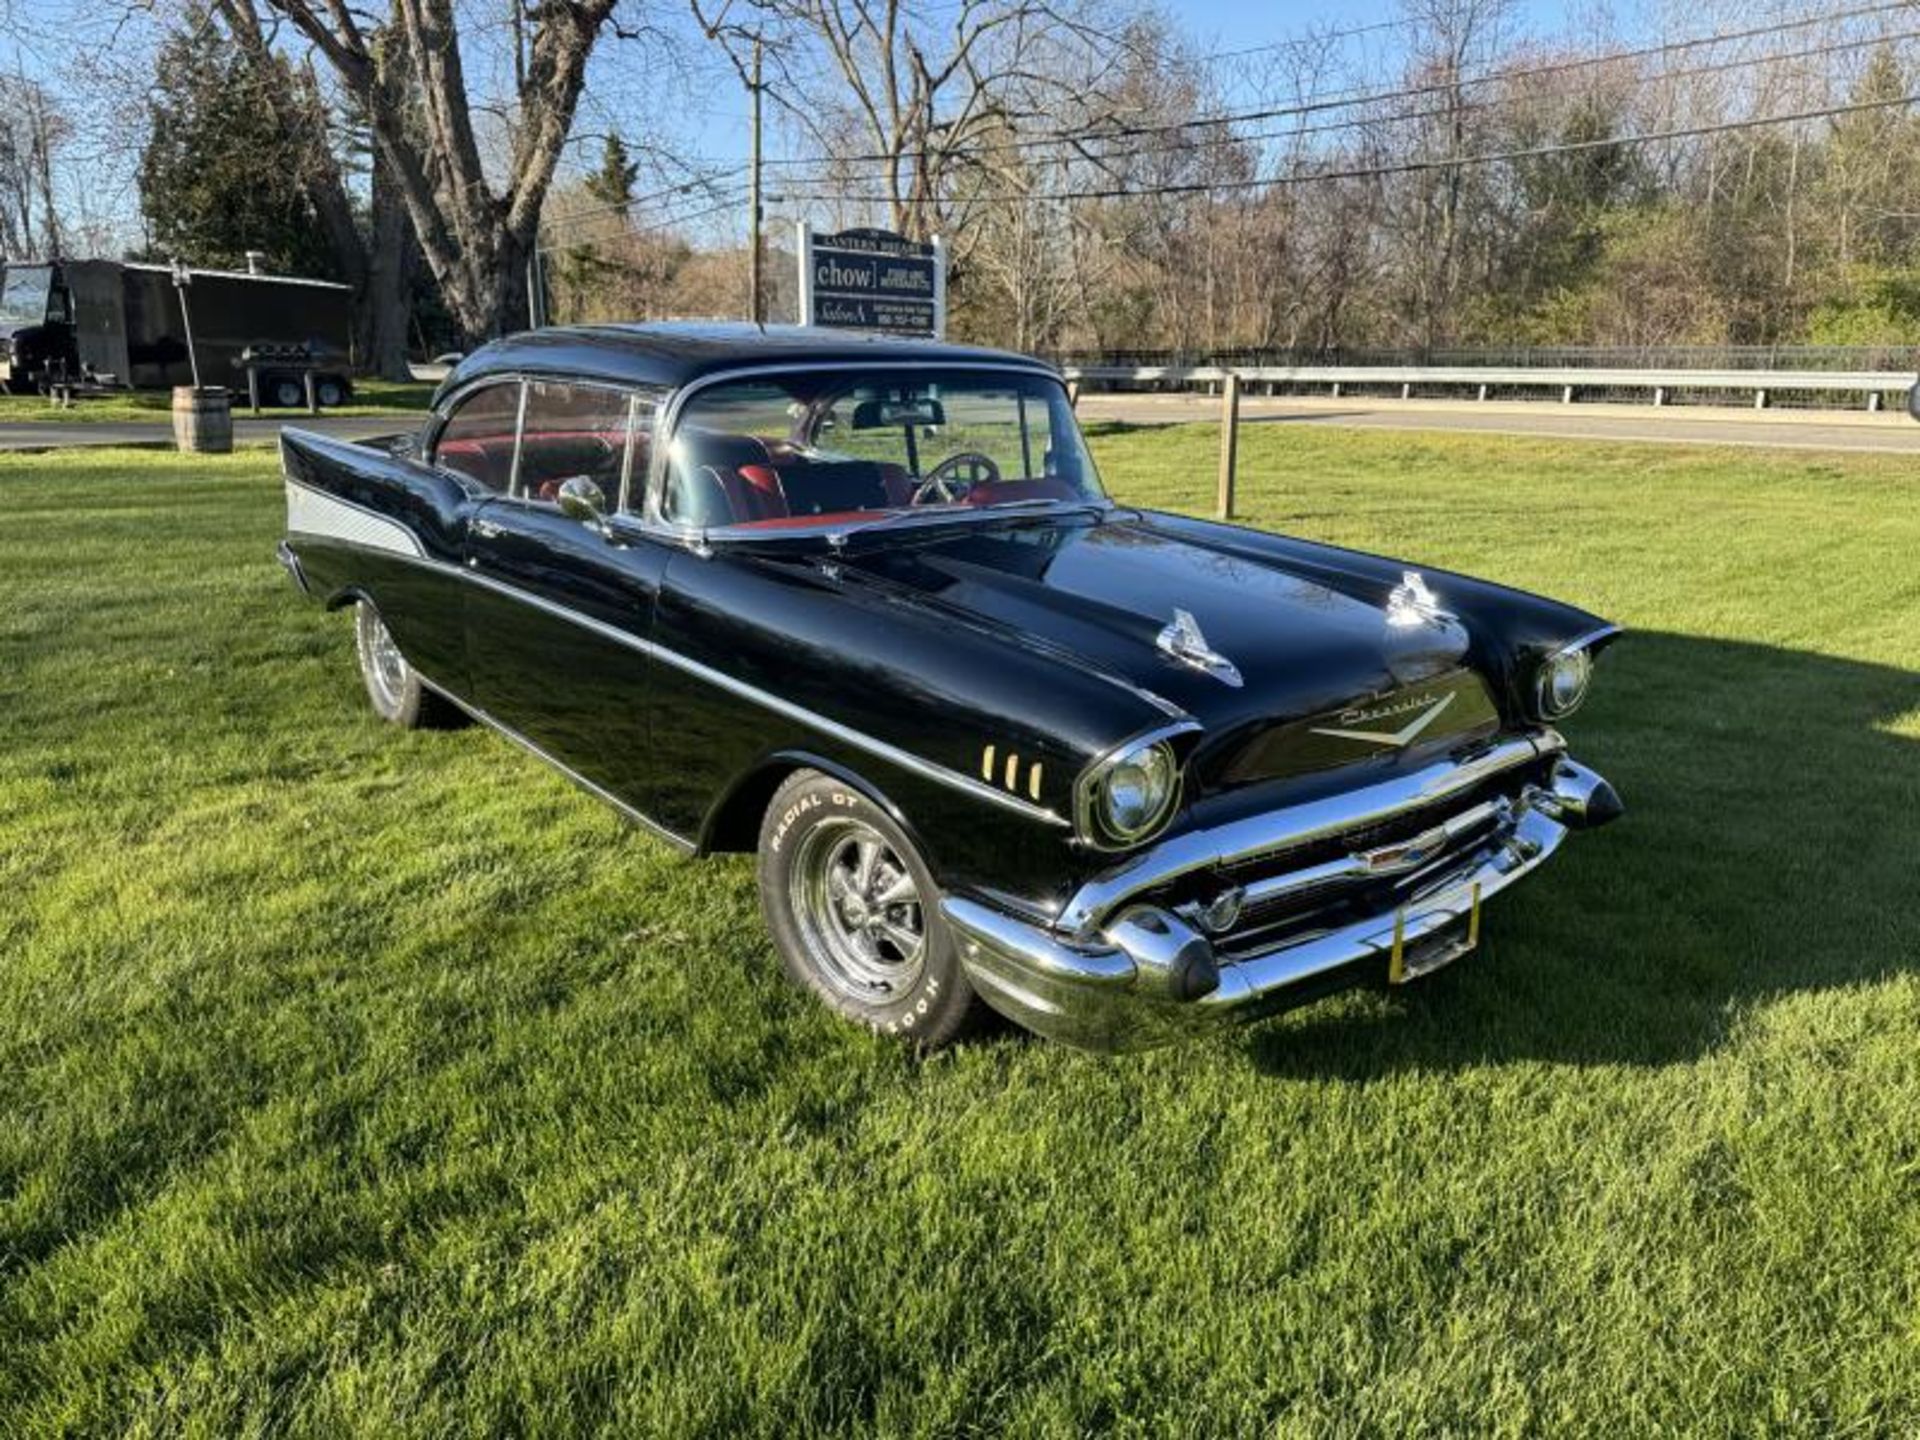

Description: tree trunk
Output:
[268,0,609,347]
[359,151,415,380]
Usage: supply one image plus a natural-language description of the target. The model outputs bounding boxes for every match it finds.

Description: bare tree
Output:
[0,77,68,258]
[693,0,1107,250]
[263,0,621,343]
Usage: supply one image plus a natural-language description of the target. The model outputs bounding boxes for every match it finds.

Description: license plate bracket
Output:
[1388,882,1483,985]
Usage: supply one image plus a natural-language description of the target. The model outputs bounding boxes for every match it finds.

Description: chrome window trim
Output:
[639,358,1076,543]
[305,529,1071,829]
[511,375,649,510]
[425,376,525,496]
[507,379,529,496]
[430,373,667,512]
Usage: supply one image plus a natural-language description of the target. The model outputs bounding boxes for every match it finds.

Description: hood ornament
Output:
[1386,570,1453,629]
[1157,608,1243,688]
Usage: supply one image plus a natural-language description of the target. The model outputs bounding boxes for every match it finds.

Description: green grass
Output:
[0,378,432,425]
[2,426,1918,1436]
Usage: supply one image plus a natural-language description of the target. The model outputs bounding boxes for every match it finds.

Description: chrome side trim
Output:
[275,539,312,596]
[415,675,697,853]
[321,531,1071,829]
[1056,732,1558,936]
[285,479,424,558]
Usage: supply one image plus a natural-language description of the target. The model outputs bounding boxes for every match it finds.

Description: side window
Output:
[433,382,522,494]
[518,380,632,505]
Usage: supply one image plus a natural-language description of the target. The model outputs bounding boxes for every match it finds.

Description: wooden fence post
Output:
[1217,371,1240,520]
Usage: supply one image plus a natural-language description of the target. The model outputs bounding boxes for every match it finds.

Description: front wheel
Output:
[757,770,985,1049]
[353,601,462,729]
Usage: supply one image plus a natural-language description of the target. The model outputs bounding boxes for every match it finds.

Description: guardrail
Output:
[1060,362,1919,411]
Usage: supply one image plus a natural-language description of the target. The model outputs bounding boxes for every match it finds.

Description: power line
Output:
[754,24,1920,189]
[745,0,1915,172]
[541,174,749,233]
[765,89,1920,208]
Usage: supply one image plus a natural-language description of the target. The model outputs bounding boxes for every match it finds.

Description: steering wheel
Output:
[911,451,1002,505]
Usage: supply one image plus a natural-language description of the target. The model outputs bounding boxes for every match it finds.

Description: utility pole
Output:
[748,36,764,325]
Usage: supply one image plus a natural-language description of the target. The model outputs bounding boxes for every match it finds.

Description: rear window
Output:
[433,383,521,493]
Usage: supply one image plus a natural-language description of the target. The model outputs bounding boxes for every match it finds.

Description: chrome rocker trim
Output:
[943,749,1620,1053]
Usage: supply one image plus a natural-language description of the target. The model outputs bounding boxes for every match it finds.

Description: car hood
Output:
[831,512,1478,734]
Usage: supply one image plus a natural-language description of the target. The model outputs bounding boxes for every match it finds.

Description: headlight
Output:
[1081,738,1181,848]
[1535,646,1593,719]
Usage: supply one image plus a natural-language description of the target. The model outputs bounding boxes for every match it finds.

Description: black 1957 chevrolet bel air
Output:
[277,322,1622,1052]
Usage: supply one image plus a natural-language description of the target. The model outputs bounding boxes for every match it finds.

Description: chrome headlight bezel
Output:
[1534,643,1596,720]
[1075,725,1194,851]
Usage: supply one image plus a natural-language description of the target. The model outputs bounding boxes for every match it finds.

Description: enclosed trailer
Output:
[0,259,353,404]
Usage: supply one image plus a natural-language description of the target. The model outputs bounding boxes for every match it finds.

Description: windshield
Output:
[658,367,1105,532]
[0,266,51,328]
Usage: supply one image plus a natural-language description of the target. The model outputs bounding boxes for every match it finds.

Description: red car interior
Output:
[443,421,1076,528]
[668,432,1080,529]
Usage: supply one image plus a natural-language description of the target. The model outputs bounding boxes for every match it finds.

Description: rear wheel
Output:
[353,601,461,729]
[757,770,984,1049]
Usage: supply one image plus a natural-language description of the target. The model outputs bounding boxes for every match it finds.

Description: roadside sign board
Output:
[797,225,946,337]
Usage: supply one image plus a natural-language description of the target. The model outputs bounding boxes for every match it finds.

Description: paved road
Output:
[0,414,404,452]
[1077,393,1920,455]
[5,394,1920,456]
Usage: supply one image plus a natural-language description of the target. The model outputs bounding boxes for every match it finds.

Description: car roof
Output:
[435,321,1057,403]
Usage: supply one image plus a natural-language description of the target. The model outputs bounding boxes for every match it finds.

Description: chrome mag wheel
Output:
[356,603,412,713]
[788,816,927,1001]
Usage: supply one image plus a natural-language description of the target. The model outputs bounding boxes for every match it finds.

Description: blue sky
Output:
[621,0,1638,244]
[9,0,1643,254]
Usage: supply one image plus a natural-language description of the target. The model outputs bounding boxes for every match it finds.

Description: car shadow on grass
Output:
[1243,630,1920,1076]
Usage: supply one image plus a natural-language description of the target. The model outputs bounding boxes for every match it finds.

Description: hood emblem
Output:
[1387,570,1453,629]
[1157,608,1243,688]
[1311,691,1456,749]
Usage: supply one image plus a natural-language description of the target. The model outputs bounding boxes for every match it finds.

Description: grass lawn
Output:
[2,426,1918,1436]
[0,378,433,425]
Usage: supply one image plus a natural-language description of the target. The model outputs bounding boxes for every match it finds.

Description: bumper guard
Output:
[944,742,1619,1052]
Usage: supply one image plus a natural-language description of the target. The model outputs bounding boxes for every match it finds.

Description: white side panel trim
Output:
[285,479,424,558]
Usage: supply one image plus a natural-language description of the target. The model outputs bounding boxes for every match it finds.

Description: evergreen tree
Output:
[584,135,639,218]
[138,12,336,277]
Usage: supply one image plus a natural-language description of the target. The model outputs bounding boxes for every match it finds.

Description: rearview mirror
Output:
[556,475,610,535]
[851,397,946,430]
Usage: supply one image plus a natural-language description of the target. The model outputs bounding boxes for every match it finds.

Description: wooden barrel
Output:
[173,386,233,454]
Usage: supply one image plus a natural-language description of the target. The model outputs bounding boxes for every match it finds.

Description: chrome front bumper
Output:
[943,735,1620,1052]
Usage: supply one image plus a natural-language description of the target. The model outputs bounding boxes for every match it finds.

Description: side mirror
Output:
[1906,380,1920,423]
[556,475,610,534]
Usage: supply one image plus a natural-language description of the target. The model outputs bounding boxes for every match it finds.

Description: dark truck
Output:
[0,258,353,405]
